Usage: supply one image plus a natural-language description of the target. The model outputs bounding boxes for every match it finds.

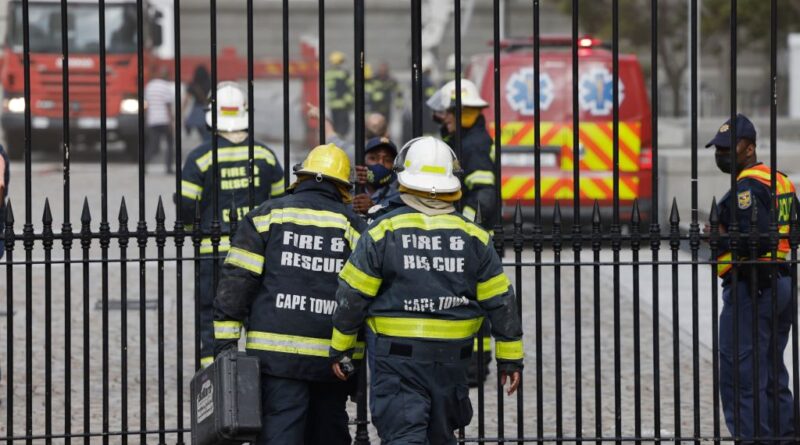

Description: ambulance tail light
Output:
[639,147,653,170]
[579,37,602,48]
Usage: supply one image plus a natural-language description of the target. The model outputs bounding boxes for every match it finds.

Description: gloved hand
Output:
[497,361,523,396]
[331,352,356,381]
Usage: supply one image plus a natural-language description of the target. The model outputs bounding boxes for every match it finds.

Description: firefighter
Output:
[352,136,400,216]
[213,143,366,445]
[703,114,796,442]
[366,62,403,122]
[179,82,285,368]
[325,51,353,137]
[329,136,523,444]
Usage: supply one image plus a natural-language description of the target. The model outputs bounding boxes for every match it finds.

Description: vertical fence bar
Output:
[650,0,662,441]
[591,202,602,445]
[532,3,544,444]
[282,0,290,187]
[247,0,255,206]
[710,199,721,445]
[669,199,681,445]
[21,0,33,440]
[4,203,14,445]
[318,0,325,146]
[209,0,222,412]
[768,1,781,442]
[611,2,622,443]
[553,202,564,442]
[135,0,148,438]
[689,2,701,445]
[748,204,761,443]
[97,0,111,441]
[156,199,166,445]
[43,200,53,445]
[118,199,130,445]
[728,0,741,438]
[172,0,185,441]
[571,1,583,442]
[80,199,92,445]
[411,0,422,138]
[630,200,642,442]
[192,201,202,370]
[512,202,524,445]
[791,202,800,441]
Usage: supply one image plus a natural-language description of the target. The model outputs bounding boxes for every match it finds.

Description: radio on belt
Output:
[190,350,262,445]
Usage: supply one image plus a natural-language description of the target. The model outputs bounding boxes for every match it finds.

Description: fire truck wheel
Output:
[5,132,25,160]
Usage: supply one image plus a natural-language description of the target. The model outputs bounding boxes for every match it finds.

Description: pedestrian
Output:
[183,65,211,142]
[214,143,366,444]
[0,143,9,258]
[329,136,523,444]
[366,62,402,122]
[429,78,498,383]
[325,51,353,137]
[703,113,796,442]
[179,82,285,368]
[144,65,176,173]
[352,136,400,217]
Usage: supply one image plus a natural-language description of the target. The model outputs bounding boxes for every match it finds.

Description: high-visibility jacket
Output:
[179,135,285,255]
[213,179,367,381]
[330,204,523,365]
[325,67,353,111]
[716,163,796,278]
[445,115,498,230]
[366,75,402,118]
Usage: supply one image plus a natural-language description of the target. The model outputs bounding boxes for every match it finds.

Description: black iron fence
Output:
[1,0,798,443]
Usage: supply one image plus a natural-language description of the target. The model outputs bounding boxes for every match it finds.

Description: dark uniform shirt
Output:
[214,180,367,381]
[179,135,284,254]
[325,67,353,111]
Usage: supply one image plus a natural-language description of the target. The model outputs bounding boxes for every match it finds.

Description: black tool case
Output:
[191,351,262,445]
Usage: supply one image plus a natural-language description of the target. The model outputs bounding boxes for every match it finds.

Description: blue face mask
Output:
[366,164,396,187]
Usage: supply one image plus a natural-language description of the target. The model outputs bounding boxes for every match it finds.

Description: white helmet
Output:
[395,136,461,194]
[426,79,488,111]
[206,81,248,132]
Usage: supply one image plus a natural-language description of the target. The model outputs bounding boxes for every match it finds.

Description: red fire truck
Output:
[0,0,320,159]
[469,36,653,222]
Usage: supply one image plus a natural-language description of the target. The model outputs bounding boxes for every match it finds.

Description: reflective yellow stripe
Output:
[339,262,382,297]
[196,146,276,172]
[496,340,524,360]
[464,170,495,188]
[200,236,230,254]
[224,247,264,274]
[253,207,354,233]
[366,316,484,340]
[331,327,358,352]
[368,212,489,245]
[420,165,447,175]
[477,273,511,301]
[462,206,476,222]
[717,251,788,277]
[271,179,286,196]
[200,356,215,368]
[214,320,243,339]
[473,336,492,351]
[246,331,365,359]
[181,180,203,200]
[344,224,361,250]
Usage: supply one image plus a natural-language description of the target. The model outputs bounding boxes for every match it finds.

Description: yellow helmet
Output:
[329,51,346,65]
[294,144,352,186]
[364,62,373,80]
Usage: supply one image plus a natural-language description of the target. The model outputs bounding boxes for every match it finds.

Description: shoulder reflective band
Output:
[196,146,277,172]
[366,316,484,340]
[477,273,511,301]
[368,212,489,245]
[462,206,476,222]
[331,327,358,352]
[464,170,495,189]
[339,262,382,297]
[495,339,524,361]
[181,180,203,200]
[200,236,231,254]
[224,247,265,275]
[214,320,243,339]
[253,207,355,234]
[246,331,365,359]
[200,356,214,368]
[271,179,286,196]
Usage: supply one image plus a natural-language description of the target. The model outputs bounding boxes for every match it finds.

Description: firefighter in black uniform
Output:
[213,143,366,445]
[179,82,284,368]
[325,51,353,137]
[703,114,796,441]
[329,136,523,444]
[366,62,403,122]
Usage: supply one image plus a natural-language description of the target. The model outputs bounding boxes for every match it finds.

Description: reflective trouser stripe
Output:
[213,320,243,339]
[495,339,524,360]
[247,331,365,359]
[366,316,484,340]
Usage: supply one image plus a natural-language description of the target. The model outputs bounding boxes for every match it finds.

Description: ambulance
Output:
[469,36,653,222]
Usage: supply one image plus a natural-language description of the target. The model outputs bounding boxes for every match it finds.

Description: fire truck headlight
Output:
[5,97,26,113]
[120,98,139,114]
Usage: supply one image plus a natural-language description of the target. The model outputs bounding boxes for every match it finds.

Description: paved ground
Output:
[0,160,765,444]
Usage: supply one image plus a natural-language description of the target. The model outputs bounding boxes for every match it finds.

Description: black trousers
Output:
[197,257,220,366]
[257,374,352,445]
[146,124,174,171]
[331,109,350,137]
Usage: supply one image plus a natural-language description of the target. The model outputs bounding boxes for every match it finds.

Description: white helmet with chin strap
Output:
[395,136,462,195]
[206,81,249,132]
[426,78,489,111]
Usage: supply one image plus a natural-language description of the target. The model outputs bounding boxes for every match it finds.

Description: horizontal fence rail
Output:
[1,0,798,444]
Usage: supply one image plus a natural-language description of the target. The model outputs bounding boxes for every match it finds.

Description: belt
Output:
[374,337,472,362]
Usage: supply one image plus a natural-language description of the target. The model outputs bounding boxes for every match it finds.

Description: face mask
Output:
[366,164,395,187]
[715,153,733,174]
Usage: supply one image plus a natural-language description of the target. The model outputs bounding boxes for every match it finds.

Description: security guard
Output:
[329,136,523,444]
[213,144,366,444]
[352,136,400,216]
[325,51,353,137]
[704,114,796,441]
[179,82,284,368]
